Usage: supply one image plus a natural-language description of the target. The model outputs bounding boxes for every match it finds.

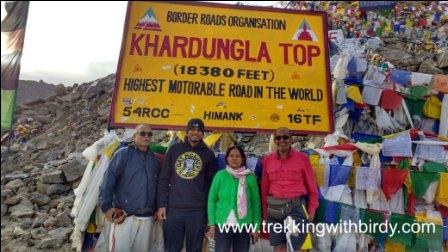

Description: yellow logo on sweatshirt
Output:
[175,152,202,179]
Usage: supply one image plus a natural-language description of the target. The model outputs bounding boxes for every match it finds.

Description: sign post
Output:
[110,1,333,134]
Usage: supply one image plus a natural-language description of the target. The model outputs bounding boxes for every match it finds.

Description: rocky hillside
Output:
[16,80,57,104]
[1,75,116,251]
[379,35,448,74]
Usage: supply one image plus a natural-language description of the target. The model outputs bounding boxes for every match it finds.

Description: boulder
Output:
[36,183,49,195]
[46,184,70,196]
[21,217,34,229]
[48,227,72,242]
[30,192,50,206]
[43,217,56,229]
[34,115,53,125]
[22,165,37,172]
[1,189,14,197]
[13,226,26,238]
[55,213,71,227]
[1,204,7,216]
[5,179,25,191]
[9,200,34,218]
[54,84,66,96]
[39,170,65,184]
[31,227,47,239]
[39,237,60,249]
[438,49,448,68]
[61,159,85,182]
[60,92,81,103]
[4,195,22,206]
[4,173,30,184]
[82,85,102,99]
[419,59,445,74]
[380,48,413,63]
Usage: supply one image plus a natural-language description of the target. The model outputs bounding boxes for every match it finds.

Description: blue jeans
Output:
[215,227,250,252]
[267,203,309,250]
[163,208,206,252]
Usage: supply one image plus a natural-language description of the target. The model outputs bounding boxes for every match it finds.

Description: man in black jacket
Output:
[157,118,217,252]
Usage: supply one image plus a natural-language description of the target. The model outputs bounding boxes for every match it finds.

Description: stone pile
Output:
[1,75,116,250]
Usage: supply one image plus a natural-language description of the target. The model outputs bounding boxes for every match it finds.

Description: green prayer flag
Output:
[409,86,430,99]
[422,162,447,173]
[398,158,412,170]
[388,213,416,246]
[408,223,443,251]
[1,89,17,131]
[359,208,386,241]
[404,96,425,118]
[150,143,168,154]
[410,171,440,198]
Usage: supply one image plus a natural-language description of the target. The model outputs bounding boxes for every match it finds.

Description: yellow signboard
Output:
[110,1,334,134]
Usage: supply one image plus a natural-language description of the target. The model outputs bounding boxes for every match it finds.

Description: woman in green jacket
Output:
[207,145,261,252]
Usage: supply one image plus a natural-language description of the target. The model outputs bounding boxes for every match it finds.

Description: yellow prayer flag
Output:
[312,165,326,187]
[436,173,448,207]
[385,240,406,252]
[348,166,357,188]
[309,154,320,166]
[203,133,222,148]
[404,171,413,193]
[346,86,363,104]
[102,140,120,159]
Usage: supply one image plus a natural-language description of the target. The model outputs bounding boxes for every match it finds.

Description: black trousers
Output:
[163,208,206,252]
[215,227,250,252]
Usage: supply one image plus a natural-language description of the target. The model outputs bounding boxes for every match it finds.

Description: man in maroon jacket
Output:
[261,127,319,252]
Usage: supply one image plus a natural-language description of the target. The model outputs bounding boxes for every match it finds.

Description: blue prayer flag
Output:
[390,69,410,86]
[329,164,352,186]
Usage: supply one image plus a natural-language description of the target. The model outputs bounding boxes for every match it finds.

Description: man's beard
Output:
[188,136,200,143]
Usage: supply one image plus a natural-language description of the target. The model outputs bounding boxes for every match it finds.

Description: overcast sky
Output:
[17,1,279,85]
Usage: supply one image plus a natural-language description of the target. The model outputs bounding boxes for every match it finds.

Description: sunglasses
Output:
[274,135,290,141]
[138,131,153,137]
